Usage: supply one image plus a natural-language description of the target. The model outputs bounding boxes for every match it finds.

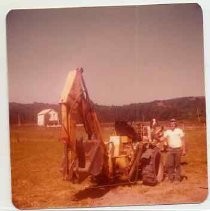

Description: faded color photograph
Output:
[7,3,207,209]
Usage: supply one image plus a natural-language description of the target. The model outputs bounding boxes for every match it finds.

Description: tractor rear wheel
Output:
[142,147,164,185]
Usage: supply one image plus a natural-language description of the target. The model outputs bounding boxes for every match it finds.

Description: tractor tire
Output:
[142,147,163,186]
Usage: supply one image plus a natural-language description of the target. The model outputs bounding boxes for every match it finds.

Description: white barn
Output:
[37,109,59,127]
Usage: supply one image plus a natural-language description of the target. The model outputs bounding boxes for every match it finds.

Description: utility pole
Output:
[142,113,145,123]
[18,113,21,126]
[196,107,201,122]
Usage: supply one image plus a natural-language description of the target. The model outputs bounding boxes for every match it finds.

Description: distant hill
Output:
[94,96,206,123]
[9,96,206,124]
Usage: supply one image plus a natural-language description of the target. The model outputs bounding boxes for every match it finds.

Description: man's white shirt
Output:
[163,128,184,148]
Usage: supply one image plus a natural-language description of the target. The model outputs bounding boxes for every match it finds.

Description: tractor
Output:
[59,68,164,186]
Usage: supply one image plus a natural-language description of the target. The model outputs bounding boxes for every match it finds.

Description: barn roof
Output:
[38,109,57,115]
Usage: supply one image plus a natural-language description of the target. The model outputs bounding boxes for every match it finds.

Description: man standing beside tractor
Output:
[144,118,186,184]
[163,118,186,183]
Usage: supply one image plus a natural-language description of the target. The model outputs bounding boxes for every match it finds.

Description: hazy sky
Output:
[7,3,205,105]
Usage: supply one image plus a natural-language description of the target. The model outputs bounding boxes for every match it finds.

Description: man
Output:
[163,118,186,182]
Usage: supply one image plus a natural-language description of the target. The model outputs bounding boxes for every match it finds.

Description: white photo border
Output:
[0,0,209,210]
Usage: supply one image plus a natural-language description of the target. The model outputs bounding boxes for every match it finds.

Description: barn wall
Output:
[49,111,59,122]
[37,114,45,126]
[37,110,60,126]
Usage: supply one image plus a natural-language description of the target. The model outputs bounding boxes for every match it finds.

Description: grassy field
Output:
[10,123,208,209]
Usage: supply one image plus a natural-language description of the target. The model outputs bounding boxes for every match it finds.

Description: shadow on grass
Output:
[72,178,135,201]
[72,187,111,201]
[181,161,188,165]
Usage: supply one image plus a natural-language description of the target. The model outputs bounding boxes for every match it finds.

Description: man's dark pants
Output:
[166,147,182,181]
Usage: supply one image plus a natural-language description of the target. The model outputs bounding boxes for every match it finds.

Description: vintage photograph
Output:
[7,3,207,209]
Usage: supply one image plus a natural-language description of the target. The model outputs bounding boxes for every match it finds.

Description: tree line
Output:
[9,96,206,125]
